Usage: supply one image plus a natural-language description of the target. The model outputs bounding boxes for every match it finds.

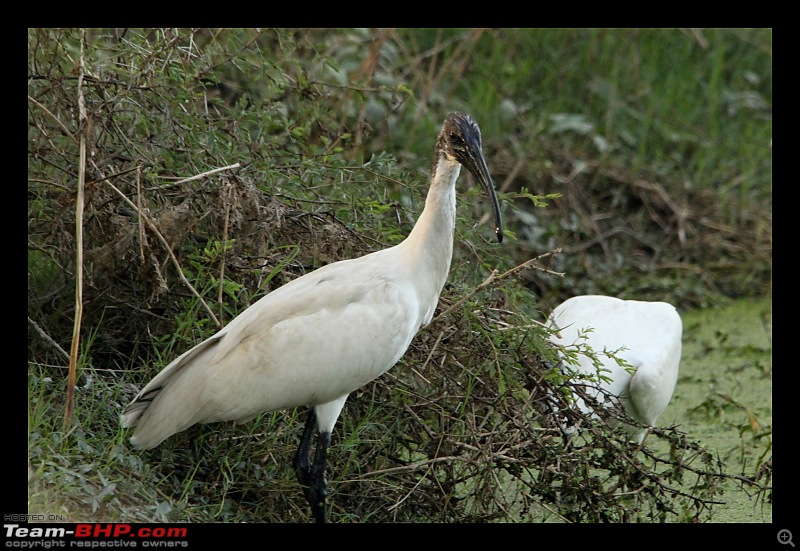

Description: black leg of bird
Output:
[293,408,330,523]
[308,430,331,523]
[293,408,317,476]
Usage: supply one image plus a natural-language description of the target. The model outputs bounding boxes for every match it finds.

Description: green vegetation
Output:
[28,28,771,523]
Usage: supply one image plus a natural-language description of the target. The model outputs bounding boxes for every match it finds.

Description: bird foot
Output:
[296,464,328,523]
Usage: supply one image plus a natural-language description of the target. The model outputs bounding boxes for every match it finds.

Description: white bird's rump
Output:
[123,248,425,450]
[546,295,682,444]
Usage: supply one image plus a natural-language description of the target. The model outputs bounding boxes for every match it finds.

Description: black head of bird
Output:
[436,112,504,243]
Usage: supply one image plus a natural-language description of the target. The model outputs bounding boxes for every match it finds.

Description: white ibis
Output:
[546,295,682,444]
[122,112,503,523]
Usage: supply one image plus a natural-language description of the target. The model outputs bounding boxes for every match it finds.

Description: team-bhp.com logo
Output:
[5,523,189,547]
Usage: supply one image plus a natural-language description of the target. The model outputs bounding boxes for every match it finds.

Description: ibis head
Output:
[436,112,504,242]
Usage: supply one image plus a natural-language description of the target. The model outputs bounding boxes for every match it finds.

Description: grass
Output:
[27,28,771,524]
[386,29,771,187]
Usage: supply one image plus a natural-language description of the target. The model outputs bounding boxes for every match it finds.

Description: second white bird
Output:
[546,295,682,444]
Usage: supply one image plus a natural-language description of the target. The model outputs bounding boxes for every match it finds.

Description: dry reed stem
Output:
[64,30,87,429]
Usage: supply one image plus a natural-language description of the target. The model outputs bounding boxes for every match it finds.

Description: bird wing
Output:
[123,252,423,449]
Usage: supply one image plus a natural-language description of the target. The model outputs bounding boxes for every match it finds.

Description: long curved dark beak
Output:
[463,142,504,243]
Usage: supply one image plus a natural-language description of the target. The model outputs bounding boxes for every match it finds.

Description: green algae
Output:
[660,296,772,522]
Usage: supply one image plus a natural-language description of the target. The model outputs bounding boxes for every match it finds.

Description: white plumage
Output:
[123,252,424,448]
[546,295,682,444]
[122,112,503,523]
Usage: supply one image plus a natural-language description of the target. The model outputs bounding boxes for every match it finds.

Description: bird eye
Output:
[450,133,465,148]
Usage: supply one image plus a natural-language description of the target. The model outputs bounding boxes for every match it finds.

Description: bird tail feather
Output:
[121,333,223,449]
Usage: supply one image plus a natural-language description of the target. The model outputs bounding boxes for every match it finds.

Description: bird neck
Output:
[399,157,459,320]
[406,156,459,259]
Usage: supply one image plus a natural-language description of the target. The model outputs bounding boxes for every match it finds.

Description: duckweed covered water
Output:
[658,296,772,522]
